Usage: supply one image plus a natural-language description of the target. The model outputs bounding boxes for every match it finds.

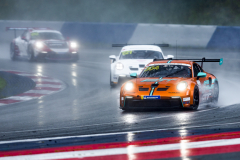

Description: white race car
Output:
[7,27,79,61]
[109,44,174,86]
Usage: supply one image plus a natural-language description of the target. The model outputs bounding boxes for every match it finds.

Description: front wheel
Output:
[110,72,117,87]
[190,85,199,110]
[10,43,17,61]
[27,46,35,62]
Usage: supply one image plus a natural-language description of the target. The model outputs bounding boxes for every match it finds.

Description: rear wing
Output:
[112,44,169,47]
[6,27,51,38]
[153,57,223,68]
[6,27,30,38]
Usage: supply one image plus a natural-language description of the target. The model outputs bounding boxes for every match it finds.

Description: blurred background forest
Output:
[0,0,240,26]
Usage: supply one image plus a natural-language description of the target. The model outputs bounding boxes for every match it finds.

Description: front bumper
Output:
[122,97,184,109]
[36,52,79,61]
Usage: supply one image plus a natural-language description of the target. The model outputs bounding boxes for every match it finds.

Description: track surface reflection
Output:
[0,48,240,141]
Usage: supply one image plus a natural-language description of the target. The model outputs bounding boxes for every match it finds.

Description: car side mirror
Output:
[197,72,207,80]
[165,55,174,59]
[130,73,137,78]
[109,55,116,63]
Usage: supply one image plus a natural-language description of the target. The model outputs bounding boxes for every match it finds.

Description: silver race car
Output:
[7,27,79,61]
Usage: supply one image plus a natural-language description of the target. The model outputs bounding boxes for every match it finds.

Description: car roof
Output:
[29,30,61,34]
[121,45,162,52]
[148,60,193,66]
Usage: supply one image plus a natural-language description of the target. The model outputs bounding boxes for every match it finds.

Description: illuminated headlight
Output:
[125,82,133,91]
[70,42,78,49]
[116,63,124,70]
[177,81,188,91]
[35,41,44,49]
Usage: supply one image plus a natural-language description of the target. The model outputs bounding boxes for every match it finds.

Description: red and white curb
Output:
[0,70,65,106]
[1,130,240,159]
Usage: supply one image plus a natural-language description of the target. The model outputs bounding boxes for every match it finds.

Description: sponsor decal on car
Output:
[141,95,160,100]
[183,97,190,101]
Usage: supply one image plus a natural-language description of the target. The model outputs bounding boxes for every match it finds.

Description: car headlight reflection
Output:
[116,63,124,70]
[35,41,44,49]
[125,82,133,91]
[70,41,78,49]
[177,81,188,91]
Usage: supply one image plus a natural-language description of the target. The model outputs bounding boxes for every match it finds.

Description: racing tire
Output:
[10,43,17,61]
[212,82,219,104]
[110,73,117,87]
[27,46,35,62]
[190,85,199,110]
[121,107,127,111]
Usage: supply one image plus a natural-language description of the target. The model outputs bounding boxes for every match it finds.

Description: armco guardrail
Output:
[60,22,137,44]
[1,20,240,48]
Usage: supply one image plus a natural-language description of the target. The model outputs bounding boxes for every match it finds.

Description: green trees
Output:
[0,0,239,26]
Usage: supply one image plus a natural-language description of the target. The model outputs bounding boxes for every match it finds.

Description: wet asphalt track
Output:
[0,47,240,141]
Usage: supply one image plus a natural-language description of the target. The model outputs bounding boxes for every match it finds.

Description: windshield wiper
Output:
[165,69,185,77]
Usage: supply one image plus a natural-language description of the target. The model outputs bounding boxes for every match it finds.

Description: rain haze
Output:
[1,0,240,159]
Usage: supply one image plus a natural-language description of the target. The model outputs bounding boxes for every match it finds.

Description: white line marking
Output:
[25,90,55,94]
[31,79,60,83]
[36,84,62,88]
[5,96,34,101]
[16,73,38,77]
[2,137,240,160]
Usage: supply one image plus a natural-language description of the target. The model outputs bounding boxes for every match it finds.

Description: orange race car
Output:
[120,58,223,110]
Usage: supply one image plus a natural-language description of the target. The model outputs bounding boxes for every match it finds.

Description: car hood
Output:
[135,77,190,87]
[117,59,154,68]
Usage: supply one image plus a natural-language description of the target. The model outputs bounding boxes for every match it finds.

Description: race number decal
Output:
[31,32,39,36]
[144,66,159,72]
[122,51,132,55]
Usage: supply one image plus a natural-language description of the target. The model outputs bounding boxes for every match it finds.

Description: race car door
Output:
[193,63,210,102]
[18,31,28,56]
[21,31,30,56]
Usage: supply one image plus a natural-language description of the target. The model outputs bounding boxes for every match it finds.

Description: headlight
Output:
[35,41,44,49]
[116,63,124,70]
[70,42,78,49]
[125,82,133,91]
[177,81,188,91]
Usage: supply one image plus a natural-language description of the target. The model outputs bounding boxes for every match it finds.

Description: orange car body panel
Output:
[120,60,217,109]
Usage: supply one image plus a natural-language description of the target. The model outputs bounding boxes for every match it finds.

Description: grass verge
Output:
[0,76,6,92]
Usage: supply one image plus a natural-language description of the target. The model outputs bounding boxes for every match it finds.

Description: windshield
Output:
[140,64,192,78]
[30,32,64,40]
[119,50,163,59]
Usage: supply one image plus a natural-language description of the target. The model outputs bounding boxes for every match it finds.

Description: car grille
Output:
[47,43,68,49]
[139,88,149,91]
[124,98,182,108]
